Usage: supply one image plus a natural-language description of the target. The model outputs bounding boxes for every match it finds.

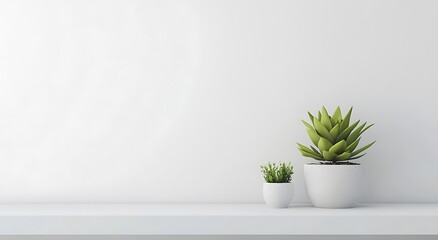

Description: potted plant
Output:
[261,162,294,208]
[297,106,375,208]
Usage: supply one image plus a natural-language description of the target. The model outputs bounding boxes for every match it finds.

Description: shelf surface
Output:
[0,203,437,235]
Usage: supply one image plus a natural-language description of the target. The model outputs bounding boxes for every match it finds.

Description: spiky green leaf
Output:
[335,152,352,160]
[337,120,360,142]
[322,150,337,160]
[332,106,342,124]
[298,148,324,160]
[360,123,374,135]
[345,137,361,152]
[329,124,340,140]
[308,112,315,124]
[347,122,367,145]
[330,117,336,127]
[310,146,322,155]
[321,106,333,130]
[318,137,333,151]
[329,140,347,154]
[314,118,334,143]
[307,129,321,146]
[351,141,376,157]
[302,120,314,130]
[340,107,353,132]
[297,143,315,155]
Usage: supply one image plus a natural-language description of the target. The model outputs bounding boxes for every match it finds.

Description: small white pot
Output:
[263,182,294,208]
[304,164,362,208]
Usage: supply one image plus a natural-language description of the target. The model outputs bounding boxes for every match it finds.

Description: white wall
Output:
[0,0,437,203]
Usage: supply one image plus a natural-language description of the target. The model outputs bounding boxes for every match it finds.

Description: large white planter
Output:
[304,164,362,208]
[263,182,294,208]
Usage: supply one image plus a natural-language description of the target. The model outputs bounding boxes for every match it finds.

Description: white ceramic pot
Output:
[304,164,362,208]
[263,182,294,208]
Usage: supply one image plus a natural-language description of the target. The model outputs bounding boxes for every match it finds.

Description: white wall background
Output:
[0,0,437,203]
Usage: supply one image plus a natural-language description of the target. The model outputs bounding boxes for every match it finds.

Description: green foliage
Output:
[297,106,375,162]
[261,162,294,183]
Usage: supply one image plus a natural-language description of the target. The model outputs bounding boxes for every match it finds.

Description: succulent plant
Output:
[261,162,294,183]
[297,106,375,162]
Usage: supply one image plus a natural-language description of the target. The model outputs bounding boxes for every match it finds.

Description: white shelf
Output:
[0,204,437,235]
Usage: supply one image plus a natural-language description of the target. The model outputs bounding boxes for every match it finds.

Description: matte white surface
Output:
[0,204,437,235]
[304,165,362,208]
[1,0,438,203]
[263,183,294,208]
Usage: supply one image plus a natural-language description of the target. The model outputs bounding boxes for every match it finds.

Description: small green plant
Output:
[261,162,294,183]
[297,106,375,163]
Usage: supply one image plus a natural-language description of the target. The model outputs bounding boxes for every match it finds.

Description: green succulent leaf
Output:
[330,118,336,127]
[297,143,315,155]
[318,111,322,120]
[340,107,353,132]
[313,118,334,143]
[351,141,376,157]
[307,129,321,146]
[329,124,340,140]
[345,137,361,152]
[347,122,367,145]
[335,152,352,160]
[332,106,342,124]
[308,112,315,124]
[322,150,337,160]
[329,140,347,154]
[310,146,322,155]
[318,137,333,151]
[360,123,374,135]
[321,106,333,130]
[337,120,360,142]
[302,120,314,130]
[298,148,324,160]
